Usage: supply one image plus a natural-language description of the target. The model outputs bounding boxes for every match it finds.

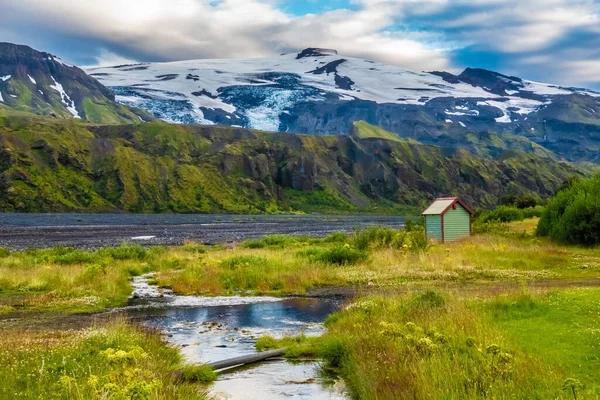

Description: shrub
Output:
[310,245,369,266]
[97,244,150,261]
[537,175,600,246]
[352,226,429,252]
[411,290,446,309]
[500,193,540,209]
[404,216,425,232]
[352,226,406,250]
[478,205,544,224]
[323,231,349,243]
[52,250,96,265]
[243,234,307,249]
[181,242,207,254]
[0,248,10,258]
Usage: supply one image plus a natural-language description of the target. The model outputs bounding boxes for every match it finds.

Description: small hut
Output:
[422,197,474,243]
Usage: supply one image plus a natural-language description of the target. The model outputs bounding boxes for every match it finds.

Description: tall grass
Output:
[262,291,594,399]
[0,319,208,399]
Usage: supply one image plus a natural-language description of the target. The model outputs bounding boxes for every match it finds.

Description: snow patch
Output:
[495,114,512,123]
[0,75,11,82]
[445,119,453,123]
[0,92,3,102]
[459,121,466,128]
[49,76,81,119]
[28,75,37,84]
[50,56,74,68]
[84,51,600,128]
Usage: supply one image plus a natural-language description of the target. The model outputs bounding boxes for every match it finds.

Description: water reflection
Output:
[128,298,348,400]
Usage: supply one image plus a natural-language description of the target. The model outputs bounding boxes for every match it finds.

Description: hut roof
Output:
[422,197,474,216]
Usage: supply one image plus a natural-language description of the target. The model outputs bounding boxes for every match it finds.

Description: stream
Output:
[126,274,349,400]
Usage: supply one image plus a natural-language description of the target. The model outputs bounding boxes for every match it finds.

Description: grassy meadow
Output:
[0,320,210,400]
[1,218,600,399]
[2,219,599,315]
[258,288,600,399]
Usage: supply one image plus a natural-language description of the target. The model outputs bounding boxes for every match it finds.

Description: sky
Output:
[1,0,599,89]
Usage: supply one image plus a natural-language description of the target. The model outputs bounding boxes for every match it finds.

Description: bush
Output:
[242,234,309,249]
[500,194,540,209]
[478,205,544,224]
[351,226,429,252]
[537,175,600,246]
[97,244,150,261]
[323,231,349,243]
[310,245,369,266]
[352,226,408,250]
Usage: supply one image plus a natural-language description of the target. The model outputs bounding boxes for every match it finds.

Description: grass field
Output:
[258,288,600,399]
[2,220,599,314]
[1,219,599,399]
[0,319,209,399]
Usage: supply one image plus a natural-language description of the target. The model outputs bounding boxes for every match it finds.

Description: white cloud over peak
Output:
[0,0,599,87]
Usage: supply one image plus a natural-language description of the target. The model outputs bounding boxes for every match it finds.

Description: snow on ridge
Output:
[49,76,81,119]
[48,56,74,68]
[28,75,36,84]
[0,75,11,82]
[0,91,3,102]
[86,52,600,125]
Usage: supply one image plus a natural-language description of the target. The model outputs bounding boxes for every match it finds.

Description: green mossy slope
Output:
[0,117,586,213]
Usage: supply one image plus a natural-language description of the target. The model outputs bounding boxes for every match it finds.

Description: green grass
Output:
[0,244,170,313]
[258,289,600,399]
[1,221,600,398]
[3,220,600,312]
[484,288,600,390]
[0,319,208,399]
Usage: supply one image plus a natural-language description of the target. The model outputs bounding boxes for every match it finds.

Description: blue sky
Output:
[1,0,599,89]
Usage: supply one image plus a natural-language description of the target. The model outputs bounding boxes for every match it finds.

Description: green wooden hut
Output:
[422,197,474,243]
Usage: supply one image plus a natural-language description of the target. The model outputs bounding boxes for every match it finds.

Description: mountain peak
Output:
[296,48,338,59]
[459,68,522,83]
[0,42,149,123]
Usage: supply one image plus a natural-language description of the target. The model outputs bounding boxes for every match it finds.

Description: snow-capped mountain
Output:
[86,48,600,162]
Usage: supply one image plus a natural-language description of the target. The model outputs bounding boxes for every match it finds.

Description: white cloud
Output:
[0,0,450,71]
[1,0,600,86]
[89,49,137,68]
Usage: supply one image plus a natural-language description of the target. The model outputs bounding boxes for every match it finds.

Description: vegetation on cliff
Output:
[0,116,585,213]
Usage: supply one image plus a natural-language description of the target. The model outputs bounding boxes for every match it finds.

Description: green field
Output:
[1,219,599,399]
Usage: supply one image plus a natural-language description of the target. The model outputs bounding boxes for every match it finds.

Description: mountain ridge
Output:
[0,116,586,213]
[84,47,600,163]
[0,42,151,124]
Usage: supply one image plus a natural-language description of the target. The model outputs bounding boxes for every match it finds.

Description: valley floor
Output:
[0,218,599,399]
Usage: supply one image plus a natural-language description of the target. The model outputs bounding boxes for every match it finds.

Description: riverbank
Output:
[0,214,405,250]
[259,288,600,399]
